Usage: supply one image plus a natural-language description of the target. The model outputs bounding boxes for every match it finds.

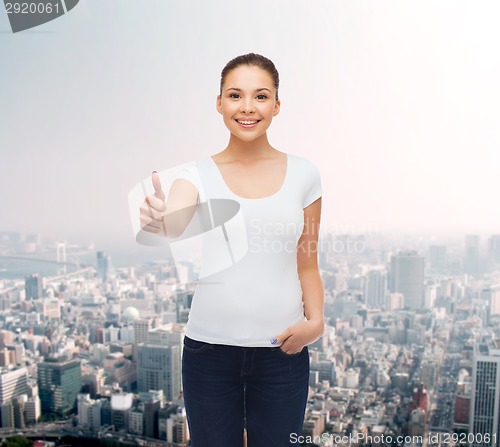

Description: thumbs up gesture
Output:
[139,171,168,237]
[151,170,166,201]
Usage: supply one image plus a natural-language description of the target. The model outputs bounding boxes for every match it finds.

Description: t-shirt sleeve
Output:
[174,164,198,186]
[302,159,322,209]
[171,162,204,202]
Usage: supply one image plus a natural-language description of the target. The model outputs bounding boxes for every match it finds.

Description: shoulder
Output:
[176,157,214,176]
[287,153,321,177]
[286,154,323,208]
[172,160,210,195]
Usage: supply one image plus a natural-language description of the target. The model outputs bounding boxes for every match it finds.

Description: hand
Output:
[273,320,325,355]
[139,171,168,236]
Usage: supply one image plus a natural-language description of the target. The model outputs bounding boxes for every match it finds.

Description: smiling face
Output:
[216,65,281,143]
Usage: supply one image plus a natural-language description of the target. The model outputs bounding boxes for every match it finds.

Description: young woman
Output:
[140,53,325,447]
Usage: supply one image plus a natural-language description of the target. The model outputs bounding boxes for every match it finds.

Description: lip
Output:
[235,118,261,128]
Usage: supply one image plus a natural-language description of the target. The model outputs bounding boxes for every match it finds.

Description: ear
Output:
[273,98,281,117]
[216,95,222,115]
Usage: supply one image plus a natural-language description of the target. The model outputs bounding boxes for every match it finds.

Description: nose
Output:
[240,97,256,114]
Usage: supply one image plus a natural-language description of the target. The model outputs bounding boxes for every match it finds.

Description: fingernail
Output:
[152,170,157,174]
[145,197,150,204]
[270,338,277,344]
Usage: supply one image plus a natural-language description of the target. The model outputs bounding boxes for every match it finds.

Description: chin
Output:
[232,132,265,143]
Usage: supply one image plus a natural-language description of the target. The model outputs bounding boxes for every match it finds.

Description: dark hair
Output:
[220,53,280,100]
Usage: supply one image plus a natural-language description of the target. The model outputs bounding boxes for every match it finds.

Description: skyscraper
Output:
[136,343,180,401]
[482,287,500,319]
[465,234,481,275]
[96,251,108,283]
[389,251,425,310]
[38,357,82,415]
[0,367,29,405]
[428,245,447,271]
[470,341,500,447]
[488,235,500,265]
[364,270,387,309]
[133,318,160,345]
[24,273,43,300]
[140,390,164,438]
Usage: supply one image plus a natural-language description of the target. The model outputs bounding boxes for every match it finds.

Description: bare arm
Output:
[297,197,324,331]
[139,173,199,238]
[272,197,325,353]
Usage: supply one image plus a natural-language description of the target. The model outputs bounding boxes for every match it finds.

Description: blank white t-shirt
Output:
[180,153,322,347]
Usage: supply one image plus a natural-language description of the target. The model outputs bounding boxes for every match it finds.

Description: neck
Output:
[223,132,276,161]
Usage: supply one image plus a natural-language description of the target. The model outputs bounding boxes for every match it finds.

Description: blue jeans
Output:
[182,336,310,447]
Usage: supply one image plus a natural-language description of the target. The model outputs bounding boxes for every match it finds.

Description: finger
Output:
[152,171,166,201]
[271,329,290,345]
[140,202,166,221]
[140,222,161,233]
[140,215,161,230]
[145,195,167,212]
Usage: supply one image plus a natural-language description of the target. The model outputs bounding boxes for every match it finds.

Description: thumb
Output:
[151,171,165,201]
[271,329,290,346]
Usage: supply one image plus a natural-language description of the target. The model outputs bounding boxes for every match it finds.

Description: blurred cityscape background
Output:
[0,230,499,446]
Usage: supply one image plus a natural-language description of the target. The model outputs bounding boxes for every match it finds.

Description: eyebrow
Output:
[225,88,272,93]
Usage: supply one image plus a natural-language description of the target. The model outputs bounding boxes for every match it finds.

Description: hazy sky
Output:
[1,0,499,259]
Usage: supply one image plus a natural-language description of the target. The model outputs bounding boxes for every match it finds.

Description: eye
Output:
[229,93,240,99]
[257,94,268,100]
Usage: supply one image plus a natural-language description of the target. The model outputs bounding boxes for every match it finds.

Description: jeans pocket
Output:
[277,346,304,358]
[183,336,211,353]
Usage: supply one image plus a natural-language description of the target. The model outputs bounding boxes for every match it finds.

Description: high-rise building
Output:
[77,394,102,432]
[389,251,425,310]
[424,283,437,309]
[310,359,335,385]
[0,401,14,428]
[454,372,471,430]
[128,407,144,435]
[465,234,481,275]
[36,298,61,320]
[0,347,16,367]
[38,357,82,415]
[111,393,133,432]
[101,398,112,425]
[96,251,115,282]
[77,394,92,428]
[488,235,500,265]
[420,359,438,391]
[136,343,180,401]
[470,341,500,446]
[0,330,14,348]
[0,367,29,405]
[13,395,26,429]
[387,292,404,310]
[428,245,447,271]
[166,406,190,445]
[24,273,43,300]
[158,406,172,440]
[159,404,190,444]
[140,390,163,438]
[482,287,500,319]
[24,395,41,424]
[96,251,108,282]
[133,318,160,345]
[364,270,387,309]
[148,323,184,346]
[343,368,359,388]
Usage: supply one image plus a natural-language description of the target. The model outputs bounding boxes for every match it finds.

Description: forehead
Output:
[223,65,275,90]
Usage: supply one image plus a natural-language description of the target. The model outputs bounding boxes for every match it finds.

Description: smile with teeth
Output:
[236,119,260,125]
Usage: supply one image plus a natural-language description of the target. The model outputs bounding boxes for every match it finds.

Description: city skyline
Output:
[0,218,499,443]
